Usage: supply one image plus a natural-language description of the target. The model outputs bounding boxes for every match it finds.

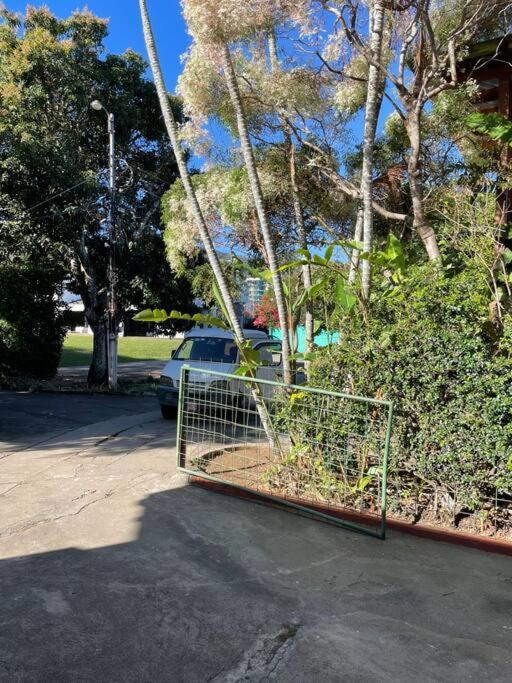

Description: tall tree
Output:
[330,0,510,262]
[360,0,386,297]
[0,7,195,384]
[138,0,245,345]
[179,0,318,384]
[267,31,314,357]
[139,0,282,446]
[220,46,293,383]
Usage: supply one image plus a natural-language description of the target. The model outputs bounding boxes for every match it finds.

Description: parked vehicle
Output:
[157,327,283,419]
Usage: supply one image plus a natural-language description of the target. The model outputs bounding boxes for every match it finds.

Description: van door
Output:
[231,341,283,403]
[254,342,283,397]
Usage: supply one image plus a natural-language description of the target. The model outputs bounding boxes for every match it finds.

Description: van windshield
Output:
[174,337,237,364]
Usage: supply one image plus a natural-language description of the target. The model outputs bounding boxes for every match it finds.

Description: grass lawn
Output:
[60,334,180,367]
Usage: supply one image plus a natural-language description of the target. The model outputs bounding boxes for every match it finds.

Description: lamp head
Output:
[91,100,103,111]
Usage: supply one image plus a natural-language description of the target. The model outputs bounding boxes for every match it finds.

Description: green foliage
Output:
[310,263,512,528]
[0,7,193,380]
[0,263,65,382]
[467,112,512,146]
[133,308,228,330]
[186,260,241,310]
[270,388,388,509]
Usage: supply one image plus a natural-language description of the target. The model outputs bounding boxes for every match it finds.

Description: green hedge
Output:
[310,263,512,533]
[0,265,65,382]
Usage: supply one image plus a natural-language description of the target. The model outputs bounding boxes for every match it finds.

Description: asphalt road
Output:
[0,391,511,682]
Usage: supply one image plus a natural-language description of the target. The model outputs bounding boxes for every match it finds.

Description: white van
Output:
[157,327,283,419]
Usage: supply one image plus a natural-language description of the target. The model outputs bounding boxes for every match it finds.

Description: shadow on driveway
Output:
[1,482,512,682]
[0,392,157,453]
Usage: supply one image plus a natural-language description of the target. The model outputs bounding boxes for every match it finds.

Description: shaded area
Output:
[1,486,512,681]
[0,392,156,453]
[55,361,165,393]
[0,391,511,681]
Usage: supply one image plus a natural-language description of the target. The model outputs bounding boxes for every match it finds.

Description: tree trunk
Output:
[268,31,314,359]
[71,231,110,388]
[406,108,441,261]
[348,207,364,285]
[289,139,314,356]
[86,315,108,386]
[220,44,293,384]
[361,1,386,299]
[139,0,243,342]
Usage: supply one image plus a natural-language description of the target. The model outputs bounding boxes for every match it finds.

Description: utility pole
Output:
[91,100,118,390]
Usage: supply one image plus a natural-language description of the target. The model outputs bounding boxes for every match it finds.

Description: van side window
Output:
[256,343,282,366]
[174,338,237,363]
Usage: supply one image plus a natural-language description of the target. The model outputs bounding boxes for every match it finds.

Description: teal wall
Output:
[270,326,339,352]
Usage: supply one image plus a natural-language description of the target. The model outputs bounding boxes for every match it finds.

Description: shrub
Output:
[0,264,65,382]
[309,263,512,532]
[61,309,85,330]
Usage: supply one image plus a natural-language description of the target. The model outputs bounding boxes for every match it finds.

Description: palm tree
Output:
[220,44,293,385]
[138,0,281,446]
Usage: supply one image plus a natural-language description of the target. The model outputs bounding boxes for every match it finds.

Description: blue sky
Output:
[4,1,382,140]
[4,0,190,89]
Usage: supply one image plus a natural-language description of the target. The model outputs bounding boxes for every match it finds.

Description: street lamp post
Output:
[91,99,118,390]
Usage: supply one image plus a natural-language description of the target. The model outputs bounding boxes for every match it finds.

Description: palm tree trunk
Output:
[220,44,293,385]
[361,1,385,299]
[138,0,281,448]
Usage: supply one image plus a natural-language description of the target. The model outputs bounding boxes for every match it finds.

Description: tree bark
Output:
[71,230,110,387]
[348,207,364,285]
[86,315,108,385]
[220,44,293,384]
[361,1,386,299]
[405,108,441,261]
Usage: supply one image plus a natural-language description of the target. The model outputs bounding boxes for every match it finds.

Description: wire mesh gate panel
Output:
[177,365,393,539]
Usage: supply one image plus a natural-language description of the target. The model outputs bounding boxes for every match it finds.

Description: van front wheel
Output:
[160,405,177,420]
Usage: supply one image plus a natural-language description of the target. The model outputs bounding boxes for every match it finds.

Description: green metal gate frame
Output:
[176,364,393,539]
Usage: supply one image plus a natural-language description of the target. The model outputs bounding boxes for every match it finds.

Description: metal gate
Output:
[176,365,393,539]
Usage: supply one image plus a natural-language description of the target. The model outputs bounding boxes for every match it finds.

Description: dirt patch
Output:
[188,443,512,542]
[188,442,381,522]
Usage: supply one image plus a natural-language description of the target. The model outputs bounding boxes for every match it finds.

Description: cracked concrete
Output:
[1,391,512,682]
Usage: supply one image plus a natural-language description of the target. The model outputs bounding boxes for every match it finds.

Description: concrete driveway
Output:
[0,391,157,453]
[0,392,511,681]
